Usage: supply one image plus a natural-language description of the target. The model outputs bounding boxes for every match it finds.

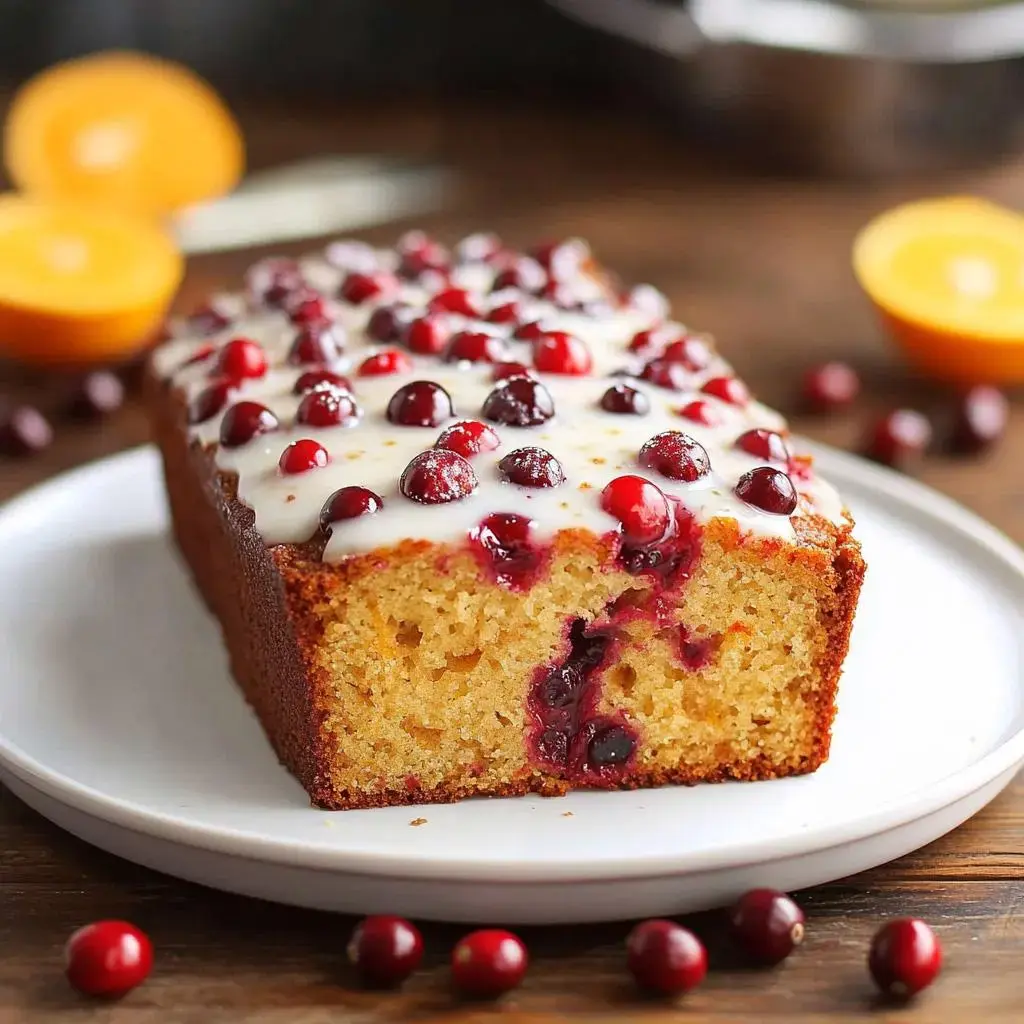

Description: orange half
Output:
[0,194,183,366]
[4,51,244,218]
[853,197,1024,384]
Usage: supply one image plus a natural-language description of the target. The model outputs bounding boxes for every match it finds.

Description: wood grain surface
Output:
[1,101,1023,1023]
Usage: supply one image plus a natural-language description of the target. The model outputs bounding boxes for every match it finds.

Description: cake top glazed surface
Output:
[153,233,846,563]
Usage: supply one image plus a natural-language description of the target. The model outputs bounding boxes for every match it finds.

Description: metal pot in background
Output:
[550,0,1024,176]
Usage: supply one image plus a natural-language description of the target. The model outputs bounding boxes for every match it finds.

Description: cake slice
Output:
[148,234,864,810]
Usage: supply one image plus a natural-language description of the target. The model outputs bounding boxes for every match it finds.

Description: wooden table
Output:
[2,102,1023,1023]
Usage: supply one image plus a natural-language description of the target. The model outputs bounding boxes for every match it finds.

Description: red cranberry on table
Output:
[641,358,691,392]
[288,322,345,365]
[400,449,478,504]
[601,383,649,416]
[702,376,750,407]
[293,369,352,395]
[279,439,329,475]
[404,314,452,355]
[533,331,593,376]
[492,361,534,382]
[219,401,279,448]
[735,428,791,464]
[190,380,234,425]
[728,888,805,965]
[436,420,500,458]
[320,486,384,530]
[215,337,267,380]
[68,371,125,419]
[483,377,555,427]
[346,914,423,988]
[492,256,546,294]
[64,920,153,997]
[865,410,932,467]
[451,929,528,999]
[428,287,480,318]
[676,399,720,427]
[639,431,711,482]
[0,405,53,456]
[498,447,565,488]
[359,350,414,377]
[626,919,708,996]
[868,918,942,999]
[444,330,508,365]
[386,380,455,428]
[600,475,671,545]
[339,270,397,305]
[802,360,860,412]
[367,303,411,343]
[735,467,798,516]
[949,385,1008,454]
[297,385,360,428]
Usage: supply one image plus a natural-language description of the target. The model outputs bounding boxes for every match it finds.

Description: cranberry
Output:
[728,889,805,965]
[492,361,534,382]
[641,358,690,391]
[663,336,711,371]
[186,300,233,335]
[533,238,589,280]
[219,401,279,448]
[457,232,503,263]
[288,323,345,365]
[400,449,478,504]
[279,439,329,474]
[68,371,125,419]
[179,342,215,368]
[190,380,234,424]
[367,303,410,343]
[486,299,522,324]
[600,383,649,415]
[293,369,352,395]
[537,278,580,308]
[626,920,707,996]
[359,349,414,377]
[428,287,480,318]
[320,486,384,531]
[802,361,860,412]
[513,320,548,342]
[64,920,153,997]
[735,428,790,464]
[436,420,500,458]
[339,271,396,305]
[533,331,593,375]
[677,399,720,426]
[498,447,565,488]
[735,467,798,515]
[626,283,670,320]
[287,292,332,326]
[950,385,1008,453]
[0,405,53,456]
[398,236,449,280]
[246,257,303,306]
[324,239,378,273]
[346,915,423,988]
[702,376,750,406]
[445,330,507,364]
[628,326,676,355]
[600,475,670,544]
[451,929,528,999]
[587,723,635,766]
[868,919,942,998]
[866,410,932,467]
[492,257,546,294]
[401,314,448,356]
[387,380,454,428]
[483,377,555,426]
[215,337,267,380]
[297,385,360,427]
[639,431,710,482]
[470,513,542,587]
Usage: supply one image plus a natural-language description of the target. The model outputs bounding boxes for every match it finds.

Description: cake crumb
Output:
[590,457,607,465]
[286,494,296,503]
[346,451,364,460]
[410,817,428,827]
[562,811,574,818]
[383,440,397,447]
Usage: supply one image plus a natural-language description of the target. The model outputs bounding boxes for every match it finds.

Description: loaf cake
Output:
[148,233,865,810]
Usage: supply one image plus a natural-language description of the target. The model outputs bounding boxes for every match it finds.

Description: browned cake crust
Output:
[148,368,865,810]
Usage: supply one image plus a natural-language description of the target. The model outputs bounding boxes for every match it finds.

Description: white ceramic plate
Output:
[1,446,1022,924]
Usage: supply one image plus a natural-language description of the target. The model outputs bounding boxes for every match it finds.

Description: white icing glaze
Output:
[154,239,846,563]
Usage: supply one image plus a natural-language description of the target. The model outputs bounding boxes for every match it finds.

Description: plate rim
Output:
[1,443,1022,884]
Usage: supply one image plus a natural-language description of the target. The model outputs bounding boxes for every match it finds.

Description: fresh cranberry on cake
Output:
[146,232,863,809]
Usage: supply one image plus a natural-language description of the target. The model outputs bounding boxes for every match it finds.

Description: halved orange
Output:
[4,51,244,218]
[0,194,183,366]
[853,197,1024,385]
